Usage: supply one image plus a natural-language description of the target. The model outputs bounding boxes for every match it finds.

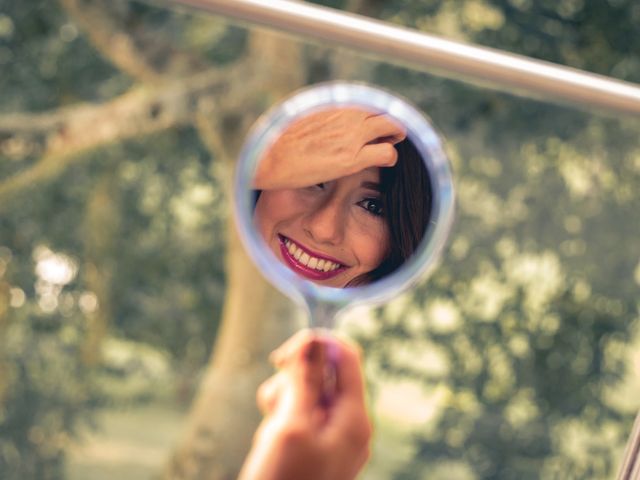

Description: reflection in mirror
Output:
[235,82,454,322]
[251,107,432,288]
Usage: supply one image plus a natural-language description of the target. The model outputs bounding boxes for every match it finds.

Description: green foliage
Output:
[0,303,99,480]
[0,0,130,112]
[102,128,227,358]
[1,0,639,479]
[1,2,229,478]
[338,1,640,479]
[1,130,226,356]
[360,55,640,480]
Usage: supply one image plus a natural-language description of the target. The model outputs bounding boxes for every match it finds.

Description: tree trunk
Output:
[0,279,10,406]
[81,170,120,366]
[164,27,307,480]
[164,215,304,480]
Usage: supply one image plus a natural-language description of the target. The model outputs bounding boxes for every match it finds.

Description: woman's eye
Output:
[358,198,383,217]
[306,182,325,191]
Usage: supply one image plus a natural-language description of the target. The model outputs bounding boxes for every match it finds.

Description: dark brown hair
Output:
[355,137,432,284]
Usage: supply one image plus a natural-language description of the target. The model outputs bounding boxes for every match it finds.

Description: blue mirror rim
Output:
[233,81,456,312]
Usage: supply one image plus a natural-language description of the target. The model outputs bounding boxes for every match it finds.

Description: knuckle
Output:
[381,143,398,164]
[345,416,373,448]
[256,380,270,401]
[358,443,373,466]
[360,418,374,445]
[351,342,365,361]
[396,124,408,140]
[278,423,312,447]
[338,336,364,362]
[256,381,272,411]
[278,330,314,363]
[256,373,284,413]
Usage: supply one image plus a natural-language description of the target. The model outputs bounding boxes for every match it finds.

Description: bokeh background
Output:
[1,0,639,479]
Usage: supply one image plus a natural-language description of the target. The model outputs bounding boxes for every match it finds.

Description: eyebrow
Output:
[361,181,382,192]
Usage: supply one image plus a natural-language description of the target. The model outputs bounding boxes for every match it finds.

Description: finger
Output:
[269,329,314,368]
[328,335,367,400]
[256,372,285,415]
[270,332,365,414]
[362,115,407,145]
[287,337,326,413]
[322,336,371,456]
[271,331,365,397]
[355,142,398,170]
[269,331,328,413]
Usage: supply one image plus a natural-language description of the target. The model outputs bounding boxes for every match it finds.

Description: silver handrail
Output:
[157,0,640,116]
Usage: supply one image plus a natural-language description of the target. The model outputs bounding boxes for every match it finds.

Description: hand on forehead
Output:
[254,107,406,191]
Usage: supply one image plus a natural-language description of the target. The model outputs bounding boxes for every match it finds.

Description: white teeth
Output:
[282,237,342,272]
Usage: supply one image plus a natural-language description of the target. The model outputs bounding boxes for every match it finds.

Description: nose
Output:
[302,195,346,245]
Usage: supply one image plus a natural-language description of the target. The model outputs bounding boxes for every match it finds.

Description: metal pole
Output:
[156,0,640,116]
[617,411,640,480]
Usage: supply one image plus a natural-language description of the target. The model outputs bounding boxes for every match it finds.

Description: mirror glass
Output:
[234,83,455,325]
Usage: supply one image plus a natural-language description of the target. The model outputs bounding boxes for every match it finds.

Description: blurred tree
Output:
[0,0,638,479]
[0,0,304,478]
[345,1,640,479]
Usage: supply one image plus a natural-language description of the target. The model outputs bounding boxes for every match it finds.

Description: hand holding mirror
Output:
[234,82,455,329]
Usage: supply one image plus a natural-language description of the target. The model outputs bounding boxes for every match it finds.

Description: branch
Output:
[0,111,69,135]
[58,0,207,82]
[0,66,240,209]
[163,28,307,480]
[59,0,160,82]
[192,27,307,165]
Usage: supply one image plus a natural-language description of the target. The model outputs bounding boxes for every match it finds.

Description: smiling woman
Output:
[252,107,432,288]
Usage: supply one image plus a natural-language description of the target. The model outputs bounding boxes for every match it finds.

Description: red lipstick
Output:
[278,235,347,282]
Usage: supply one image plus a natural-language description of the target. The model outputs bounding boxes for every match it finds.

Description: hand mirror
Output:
[234,82,455,329]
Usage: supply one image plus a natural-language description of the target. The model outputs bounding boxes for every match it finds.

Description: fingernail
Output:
[305,340,320,363]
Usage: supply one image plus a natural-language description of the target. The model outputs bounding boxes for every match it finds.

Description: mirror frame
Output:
[234,82,455,312]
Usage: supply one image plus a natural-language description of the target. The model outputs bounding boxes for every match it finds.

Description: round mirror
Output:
[234,82,455,328]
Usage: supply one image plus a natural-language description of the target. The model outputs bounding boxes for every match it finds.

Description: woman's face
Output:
[254,167,389,288]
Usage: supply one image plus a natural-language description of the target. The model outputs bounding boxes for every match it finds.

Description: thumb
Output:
[288,338,327,414]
